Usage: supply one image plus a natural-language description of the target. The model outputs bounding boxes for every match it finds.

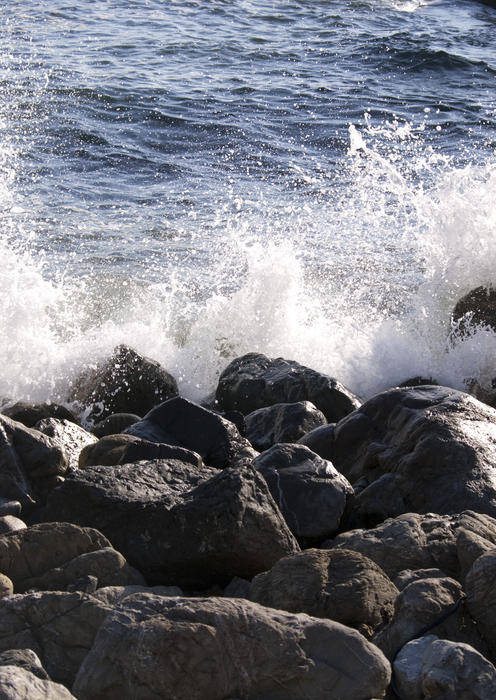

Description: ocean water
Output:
[1,0,496,406]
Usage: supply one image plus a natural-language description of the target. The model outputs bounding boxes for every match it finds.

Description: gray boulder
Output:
[0,522,144,593]
[394,635,496,700]
[92,413,141,437]
[0,414,67,512]
[0,665,76,699]
[79,433,202,469]
[215,352,360,422]
[73,593,391,700]
[0,590,111,686]
[0,648,51,680]
[69,344,178,422]
[253,444,353,542]
[124,396,258,468]
[1,402,78,428]
[41,462,299,588]
[324,386,496,523]
[0,515,26,535]
[245,401,327,451]
[249,548,398,637]
[0,575,12,599]
[35,418,97,471]
[466,549,496,662]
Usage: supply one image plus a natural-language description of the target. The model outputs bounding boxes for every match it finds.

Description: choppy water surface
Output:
[1,0,496,403]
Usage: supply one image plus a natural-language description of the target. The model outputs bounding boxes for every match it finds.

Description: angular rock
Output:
[79,433,202,469]
[1,401,78,428]
[124,396,258,469]
[394,635,496,700]
[326,386,496,521]
[69,344,178,422]
[0,665,76,699]
[297,423,335,460]
[41,463,299,588]
[253,444,352,542]
[0,522,142,593]
[465,549,496,661]
[92,412,141,438]
[35,418,97,471]
[0,590,111,686]
[0,415,67,512]
[73,593,391,700]
[245,401,327,451]
[0,648,50,680]
[250,548,398,637]
[215,352,361,422]
[373,576,483,661]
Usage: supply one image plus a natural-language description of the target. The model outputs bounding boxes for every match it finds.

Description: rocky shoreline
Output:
[1,344,496,698]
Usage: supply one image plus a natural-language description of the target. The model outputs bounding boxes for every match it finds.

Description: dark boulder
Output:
[451,285,496,334]
[253,444,353,542]
[325,386,496,523]
[245,400,327,451]
[79,433,202,468]
[35,418,97,471]
[124,396,257,469]
[215,352,360,422]
[1,401,78,428]
[69,344,178,422]
[41,461,299,588]
[92,413,141,437]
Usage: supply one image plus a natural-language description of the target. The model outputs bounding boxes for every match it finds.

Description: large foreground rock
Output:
[323,510,496,581]
[41,462,299,587]
[393,635,496,700]
[73,594,391,700]
[124,396,258,468]
[0,414,67,512]
[215,353,360,422]
[321,386,496,522]
[249,548,398,637]
[69,344,178,421]
[253,444,353,542]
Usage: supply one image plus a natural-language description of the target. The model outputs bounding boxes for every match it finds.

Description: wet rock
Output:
[451,285,496,333]
[0,590,111,686]
[0,648,50,681]
[73,593,391,700]
[0,521,143,593]
[79,433,202,468]
[245,401,327,451]
[92,412,141,437]
[1,401,78,428]
[41,462,299,588]
[0,665,76,699]
[327,386,496,522]
[249,548,398,637]
[124,396,257,469]
[69,344,178,422]
[393,635,496,700]
[324,511,496,582]
[253,444,352,542]
[215,352,360,422]
[297,423,336,460]
[0,414,67,512]
[373,576,484,661]
[0,515,25,535]
[35,418,97,471]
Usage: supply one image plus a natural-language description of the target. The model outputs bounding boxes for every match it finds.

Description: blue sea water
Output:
[1,0,496,404]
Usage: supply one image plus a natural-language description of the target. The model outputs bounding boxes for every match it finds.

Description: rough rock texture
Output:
[325,386,496,523]
[124,396,258,468]
[1,401,78,428]
[394,568,448,591]
[41,463,299,588]
[394,635,496,700]
[249,548,398,637]
[73,593,391,700]
[0,665,76,699]
[35,418,97,471]
[92,413,141,437]
[253,444,353,542]
[215,352,361,423]
[465,549,496,661]
[0,522,143,593]
[0,591,111,686]
[0,414,67,512]
[69,344,178,422]
[245,401,327,451]
[0,648,51,680]
[0,575,13,599]
[79,433,202,469]
[373,576,484,661]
